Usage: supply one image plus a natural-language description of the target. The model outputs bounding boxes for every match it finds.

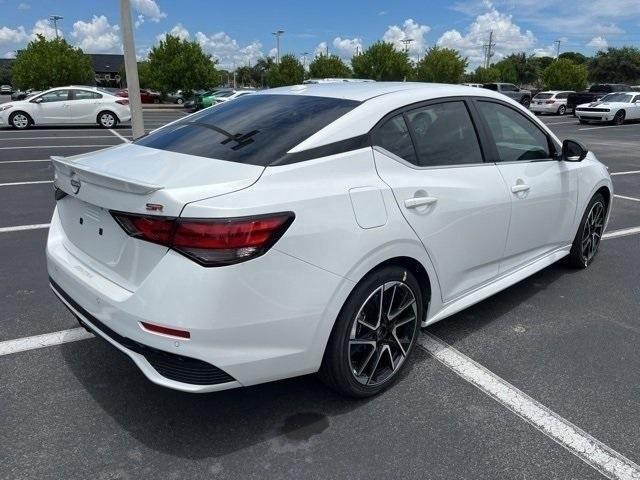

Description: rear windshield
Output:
[533,93,553,99]
[135,94,360,166]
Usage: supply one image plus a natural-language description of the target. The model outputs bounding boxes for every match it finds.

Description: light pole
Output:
[400,38,414,53]
[272,30,284,64]
[49,15,63,39]
[119,0,144,139]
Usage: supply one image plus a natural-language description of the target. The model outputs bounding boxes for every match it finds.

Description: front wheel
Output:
[567,193,606,268]
[9,111,31,129]
[613,110,625,125]
[97,111,117,128]
[319,266,423,397]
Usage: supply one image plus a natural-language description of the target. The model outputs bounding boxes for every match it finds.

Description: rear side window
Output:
[556,92,569,99]
[405,101,483,167]
[477,101,551,162]
[372,115,417,164]
[135,94,359,165]
[73,90,102,100]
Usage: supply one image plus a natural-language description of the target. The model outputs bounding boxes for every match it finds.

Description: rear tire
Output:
[521,97,531,108]
[319,265,423,398]
[9,111,32,129]
[558,105,566,115]
[97,111,118,129]
[567,193,606,268]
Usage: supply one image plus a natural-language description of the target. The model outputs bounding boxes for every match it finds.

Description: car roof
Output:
[257,82,505,102]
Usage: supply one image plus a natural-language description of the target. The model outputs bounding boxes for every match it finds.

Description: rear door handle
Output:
[404,196,438,208]
[511,184,530,194]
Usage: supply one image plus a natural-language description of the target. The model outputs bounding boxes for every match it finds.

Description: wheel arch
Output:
[9,110,34,126]
[96,109,119,123]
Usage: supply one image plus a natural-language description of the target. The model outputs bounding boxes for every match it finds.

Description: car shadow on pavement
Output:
[59,332,425,460]
[425,261,586,344]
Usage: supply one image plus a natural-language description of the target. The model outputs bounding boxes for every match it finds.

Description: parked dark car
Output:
[566,84,631,113]
[11,88,40,100]
[115,88,161,104]
[1,84,12,95]
[483,83,532,107]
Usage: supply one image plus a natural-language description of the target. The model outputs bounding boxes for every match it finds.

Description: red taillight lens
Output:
[115,98,129,105]
[111,212,294,266]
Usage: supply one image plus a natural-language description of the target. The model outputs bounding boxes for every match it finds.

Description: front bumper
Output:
[46,206,348,392]
[576,110,612,122]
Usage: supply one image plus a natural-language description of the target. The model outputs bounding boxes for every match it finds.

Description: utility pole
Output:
[326,44,329,56]
[301,52,309,69]
[400,38,414,53]
[119,0,144,139]
[483,30,495,68]
[49,15,63,39]
[554,39,561,59]
[272,30,284,64]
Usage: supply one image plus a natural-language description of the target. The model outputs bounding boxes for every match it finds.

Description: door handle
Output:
[404,196,438,208]
[511,184,530,194]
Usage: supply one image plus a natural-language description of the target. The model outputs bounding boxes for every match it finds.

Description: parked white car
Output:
[529,91,573,115]
[48,83,612,397]
[575,92,640,125]
[0,86,131,129]
[462,83,483,88]
[212,90,254,104]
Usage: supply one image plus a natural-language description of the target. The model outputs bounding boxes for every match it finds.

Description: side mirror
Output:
[32,97,43,103]
[562,139,588,162]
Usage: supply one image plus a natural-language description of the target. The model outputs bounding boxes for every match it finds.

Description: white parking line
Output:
[611,170,640,176]
[543,121,578,126]
[0,135,132,141]
[0,328,93,356]
[604,226,640,240]
[0,144,116,150]
[0,180,52,186]
[0,223,50,233]
[0,159,50,164]
[108,128,131,143]
[614,194,640,203]
[419,332,640,480]
[579,124,640,131]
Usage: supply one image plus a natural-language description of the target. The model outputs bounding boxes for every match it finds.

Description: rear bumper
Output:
[529,103,559,113]
[46,206,350,392]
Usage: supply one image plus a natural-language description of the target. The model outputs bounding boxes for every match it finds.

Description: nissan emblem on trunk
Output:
[70,173,81,195]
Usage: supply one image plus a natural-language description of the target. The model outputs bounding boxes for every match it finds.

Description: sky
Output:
[1,0,640,70]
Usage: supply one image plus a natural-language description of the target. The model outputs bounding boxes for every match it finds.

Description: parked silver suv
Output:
[483,83,532,108]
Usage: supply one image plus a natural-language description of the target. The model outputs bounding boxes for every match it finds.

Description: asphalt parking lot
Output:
[1,110,639,479]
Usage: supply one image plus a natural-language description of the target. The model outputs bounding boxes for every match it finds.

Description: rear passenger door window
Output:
[476,101,551,162]
[372,114,417,165]
[405,101,484,167]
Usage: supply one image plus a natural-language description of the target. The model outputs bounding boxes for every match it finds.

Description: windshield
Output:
[600,93,633,103]
[135,94,360,166]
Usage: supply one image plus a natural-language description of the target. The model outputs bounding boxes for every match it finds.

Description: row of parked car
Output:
[465,82,640,125]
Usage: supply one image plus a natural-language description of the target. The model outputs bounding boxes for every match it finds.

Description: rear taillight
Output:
[111,212,294,266]
[115,98,129,105]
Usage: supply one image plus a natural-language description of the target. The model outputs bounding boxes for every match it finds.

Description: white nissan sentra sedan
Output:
[47,83,612,397]
[0,86,131,129]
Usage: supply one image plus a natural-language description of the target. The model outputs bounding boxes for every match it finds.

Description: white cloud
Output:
[587,36,608,50]
[18,2,30,10]
[332,37,362,58]
[0,26,28,44]
[382,18,431,60]
[437,7,535,67]
[4,50,17,58]
[31,18,61,40]
[156,23,190,42]
[268,47,277,59]
[131,0,166,23]
[314,41,327,57]
[195,31,264,68]
[71,15,120,53]
[134,14,145,29]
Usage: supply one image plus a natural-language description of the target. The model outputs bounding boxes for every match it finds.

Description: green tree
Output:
[542,58,588,90]
[559,52,588,64]
[351,42,412,81]
[11,35,93,90]
[493,53,538,85]
[265,54,304,87]
[470,66,500,83]
[0,63,11,85]
[588,47,640,84]
[146,34,219,93]
[309,54,352,78]
[413,46,467,83]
